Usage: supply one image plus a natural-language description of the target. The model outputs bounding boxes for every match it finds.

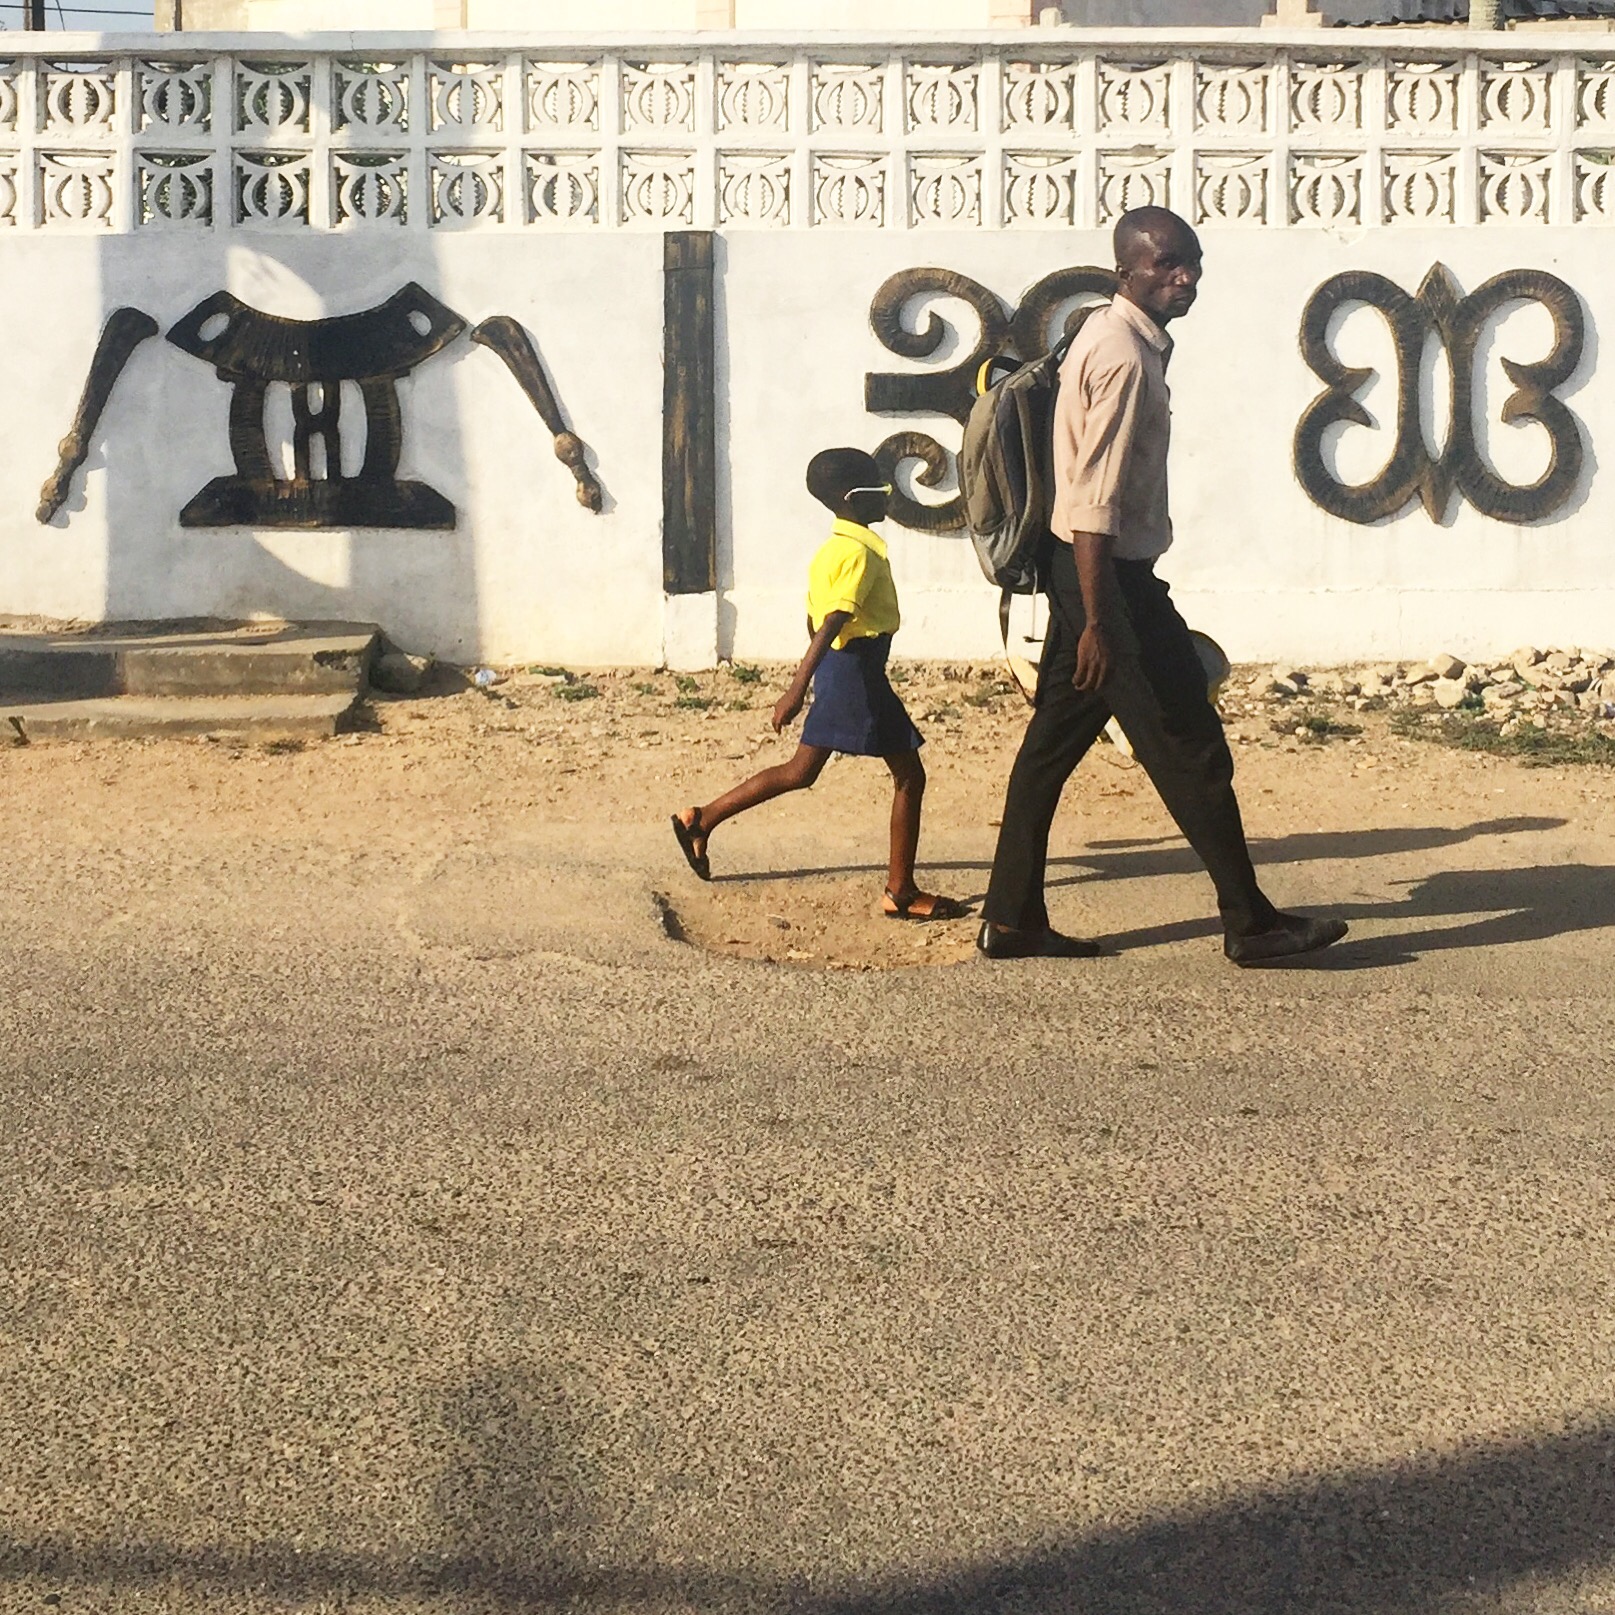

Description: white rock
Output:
[1544,650,1576,673]
[1481,682,1520,707]
[1432,678,1470,710]
[1268,677,1301,699]
[1403,666,1439,687]
[1428,652,1467,681]
[1271,666,1307,687]
[1511,646,1544,668]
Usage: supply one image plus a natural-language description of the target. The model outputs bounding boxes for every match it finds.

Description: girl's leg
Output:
[677,744,831,857]
[880,750,963,918]
[884,748,926,898]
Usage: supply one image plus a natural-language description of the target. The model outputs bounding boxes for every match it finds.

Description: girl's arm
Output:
[772,610,851,733]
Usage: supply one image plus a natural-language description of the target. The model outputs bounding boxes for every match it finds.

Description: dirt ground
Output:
[7,658,1613,973]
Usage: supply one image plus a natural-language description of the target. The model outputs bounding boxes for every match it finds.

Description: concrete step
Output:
[0,621,380,700]
[2,692,362,743]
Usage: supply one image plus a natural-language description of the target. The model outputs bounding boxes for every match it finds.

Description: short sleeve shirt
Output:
[806,518,901,650]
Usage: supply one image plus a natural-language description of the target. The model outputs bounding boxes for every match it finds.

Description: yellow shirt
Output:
[805,518,901,651]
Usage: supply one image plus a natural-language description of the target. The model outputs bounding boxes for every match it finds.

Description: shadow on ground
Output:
[704,817,1613,968]
[713,817,1566,892]
[2,1406,1614,1611]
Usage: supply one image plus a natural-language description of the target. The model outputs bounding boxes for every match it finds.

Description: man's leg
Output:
[981,549,1110,936]
[1104,567,1345,959]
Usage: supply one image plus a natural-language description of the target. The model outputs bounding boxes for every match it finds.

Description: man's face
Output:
[1118,225,1204,325]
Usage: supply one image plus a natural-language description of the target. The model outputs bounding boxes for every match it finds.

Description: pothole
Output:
[655,878,978,971]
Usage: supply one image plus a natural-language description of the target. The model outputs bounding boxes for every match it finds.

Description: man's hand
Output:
[772,687,805,733]
[1073,623,1114,693]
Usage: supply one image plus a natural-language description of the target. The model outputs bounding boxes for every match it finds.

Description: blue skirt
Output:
[800,633,924,757]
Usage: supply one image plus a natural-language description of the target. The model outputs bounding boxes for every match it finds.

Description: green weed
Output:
[728,663,763,684]
[965,682,1013,707]
[1271,707,1363,741]
[1391,709,1615,767]
[554,684,600,702]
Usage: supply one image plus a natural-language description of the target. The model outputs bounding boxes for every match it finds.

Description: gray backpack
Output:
[959,305,1102,654]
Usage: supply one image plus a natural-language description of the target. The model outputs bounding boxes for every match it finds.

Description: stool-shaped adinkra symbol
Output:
[38,286,603,530]
[1294,264,1586,525]
[167,282,465,529]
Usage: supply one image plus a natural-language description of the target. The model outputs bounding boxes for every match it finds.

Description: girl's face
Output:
[841,480,892,526]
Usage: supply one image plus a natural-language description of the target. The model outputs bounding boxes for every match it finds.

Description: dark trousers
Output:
[983,544,1278,939]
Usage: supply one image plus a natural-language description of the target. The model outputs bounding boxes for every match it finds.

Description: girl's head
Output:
[806,447,891,526]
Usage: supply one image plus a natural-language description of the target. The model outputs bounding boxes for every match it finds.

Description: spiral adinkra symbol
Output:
[1294,263,1586,526]
[864,265,1116,532]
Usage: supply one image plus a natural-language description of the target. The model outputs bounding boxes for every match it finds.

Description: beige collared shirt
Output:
[1050,295,1174,561]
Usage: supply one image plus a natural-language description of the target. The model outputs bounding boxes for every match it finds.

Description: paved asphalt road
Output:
[3,767,1615,1613]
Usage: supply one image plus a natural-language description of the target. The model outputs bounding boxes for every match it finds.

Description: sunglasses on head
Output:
[845,483,894,497]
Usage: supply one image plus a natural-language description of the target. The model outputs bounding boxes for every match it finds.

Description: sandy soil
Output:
[7,659,1613,974]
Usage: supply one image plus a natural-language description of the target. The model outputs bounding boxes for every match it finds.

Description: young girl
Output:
[671,447,966,922]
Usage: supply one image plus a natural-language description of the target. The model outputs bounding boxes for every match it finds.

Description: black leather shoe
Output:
[1224,913,1348,967]
[977,922,1102,960]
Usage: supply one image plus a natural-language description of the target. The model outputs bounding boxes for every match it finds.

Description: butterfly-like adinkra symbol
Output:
[1294,264,1586,526]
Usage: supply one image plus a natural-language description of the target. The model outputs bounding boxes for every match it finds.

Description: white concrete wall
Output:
[4,36,1614,667]
[723,231,1614,665]
[12,226,1611,666]
[12,234,666,666]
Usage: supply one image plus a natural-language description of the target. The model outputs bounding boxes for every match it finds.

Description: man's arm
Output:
[1070,531,1115,693]
[773,610,851,733]
[1051,354,1146,693]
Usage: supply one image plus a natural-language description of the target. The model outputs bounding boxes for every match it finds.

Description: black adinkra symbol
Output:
[1294,264,1586,526]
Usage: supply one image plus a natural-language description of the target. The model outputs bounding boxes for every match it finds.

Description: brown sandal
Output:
[670,808,711,882]
[883,887,968,923]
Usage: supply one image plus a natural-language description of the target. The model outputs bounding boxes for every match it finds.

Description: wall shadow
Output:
[820,1419,1615,1615]
[2,1406,1614,1612]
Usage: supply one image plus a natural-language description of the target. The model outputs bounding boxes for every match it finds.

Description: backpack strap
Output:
[1000,584,1039,706]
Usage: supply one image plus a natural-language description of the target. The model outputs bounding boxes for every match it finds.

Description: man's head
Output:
[806,446,890,524]
[1113,207,1203,326]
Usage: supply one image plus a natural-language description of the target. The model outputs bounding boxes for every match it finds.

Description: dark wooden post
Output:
[24,0,47,29]
[662,230,717,596]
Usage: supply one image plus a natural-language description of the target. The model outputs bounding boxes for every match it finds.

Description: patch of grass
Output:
[554,683,601,702]
[527,664,570,678]
[929,705,960,722]
[633,682,659,696]
[1391,709,1615,767]
[674,674,700,693]
[726,698,751,712]
[1271,707,1363,741]
[965,682,1013,707]
[728,663,763,684]
[676,695,715,711]
[259,737,306,754]
[888,664,909,684]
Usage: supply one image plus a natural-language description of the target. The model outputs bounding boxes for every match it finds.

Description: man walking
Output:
[977,206,1347,966]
